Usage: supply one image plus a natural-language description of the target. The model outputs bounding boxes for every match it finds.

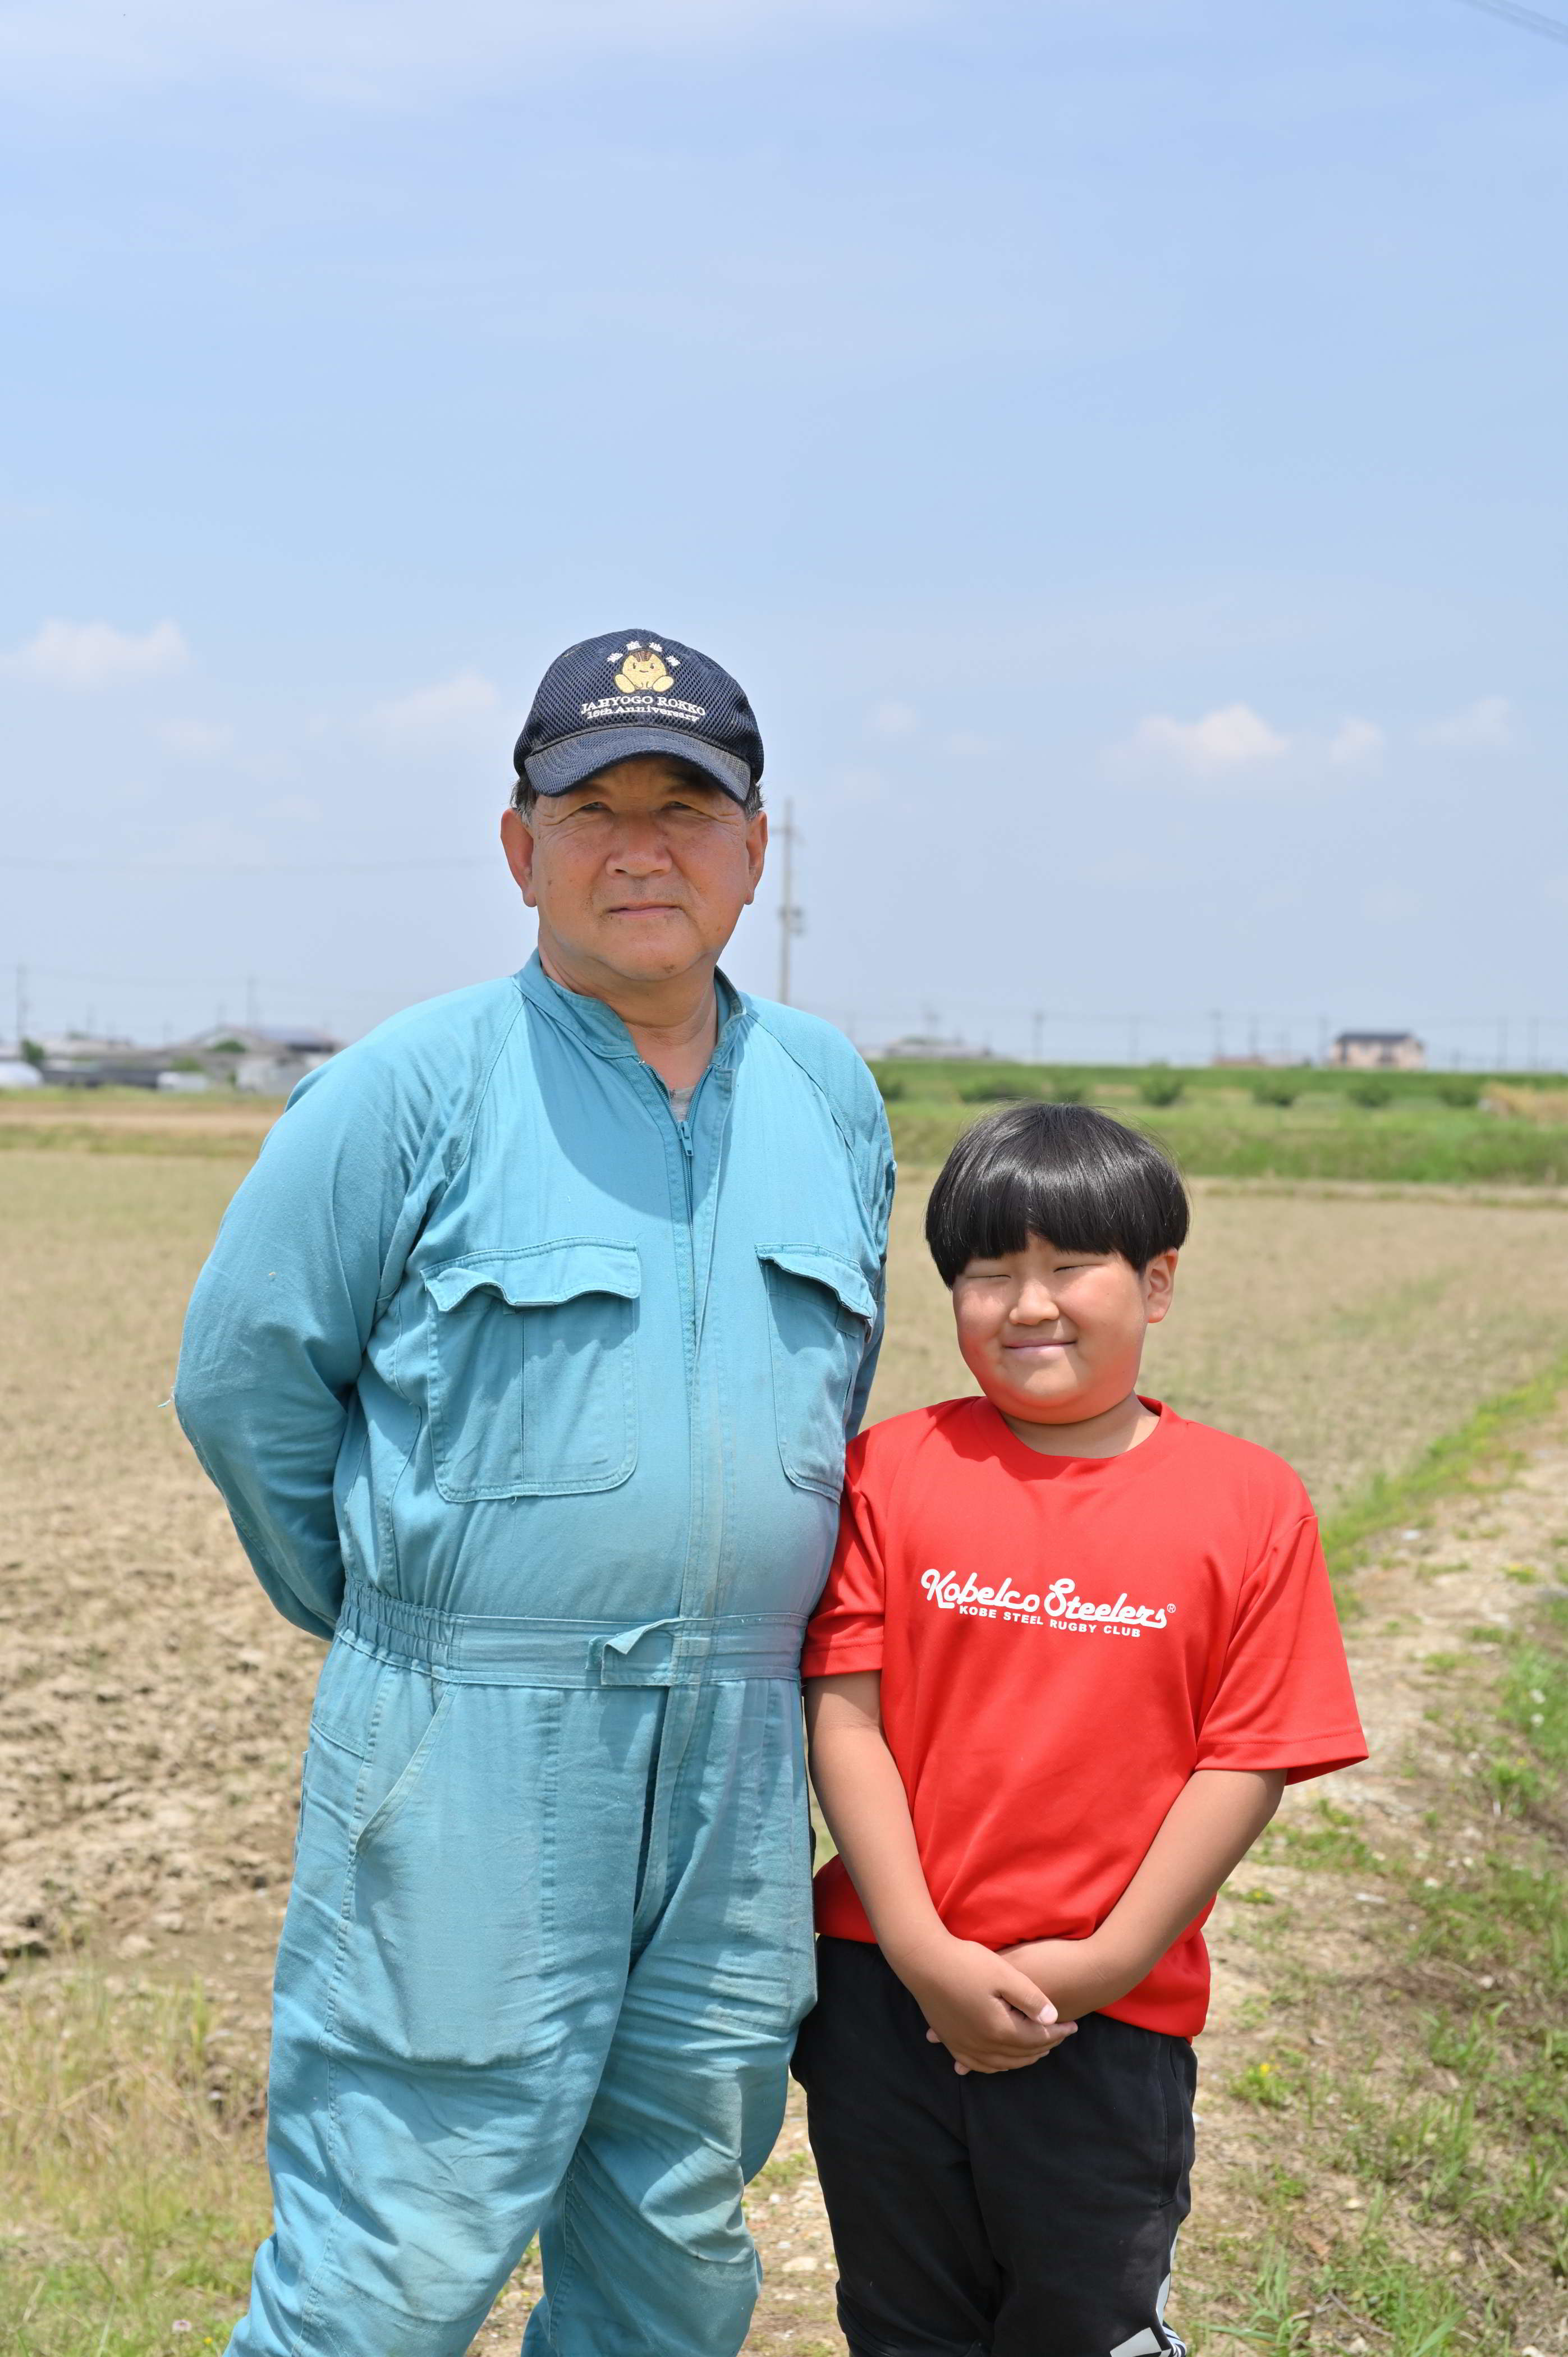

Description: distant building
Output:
[0,1059,43,1089]
[1328,1031,1425,1072]
[173,1022,343,1095]
[881,1034,994,1062]
[28,1020,342,1094]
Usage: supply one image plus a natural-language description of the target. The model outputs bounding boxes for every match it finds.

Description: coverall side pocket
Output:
[331,1683,562,2071]
[757,1245,877,1498]
[424,1242,640,1502]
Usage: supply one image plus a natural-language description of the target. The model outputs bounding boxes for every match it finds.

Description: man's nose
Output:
[606,818,675,873]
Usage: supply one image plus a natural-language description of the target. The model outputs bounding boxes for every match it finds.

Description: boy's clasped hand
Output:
[893,1928,1078,2075]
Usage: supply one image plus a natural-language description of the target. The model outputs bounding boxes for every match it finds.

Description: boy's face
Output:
[951,1234,1177,1428]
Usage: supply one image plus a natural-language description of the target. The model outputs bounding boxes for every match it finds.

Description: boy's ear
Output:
[1142,1249,1178,1325]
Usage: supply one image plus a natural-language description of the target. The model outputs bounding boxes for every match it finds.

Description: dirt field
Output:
[3,1145,1567,2354]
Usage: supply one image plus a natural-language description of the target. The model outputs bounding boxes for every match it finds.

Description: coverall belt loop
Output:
[336,1578,802,1686]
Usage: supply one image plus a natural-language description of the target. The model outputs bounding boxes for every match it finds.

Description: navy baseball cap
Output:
[513,629,764,805]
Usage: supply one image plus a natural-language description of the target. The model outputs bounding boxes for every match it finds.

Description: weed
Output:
[1231,2060,1292,2111]
[0,1973,267,2355]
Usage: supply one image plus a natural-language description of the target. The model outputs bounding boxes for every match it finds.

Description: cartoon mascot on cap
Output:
[612,641,678,695]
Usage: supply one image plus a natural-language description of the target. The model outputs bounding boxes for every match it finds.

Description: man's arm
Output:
[998,1768,1286,2021]
[806,1672,1075,2074]
[175,1038,446,1638]
[845,1145,896,1437]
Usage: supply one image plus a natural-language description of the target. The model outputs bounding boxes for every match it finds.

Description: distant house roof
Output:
[182,1022,342,1057]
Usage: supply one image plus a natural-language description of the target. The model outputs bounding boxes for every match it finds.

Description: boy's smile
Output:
[952,1234,1177,1455]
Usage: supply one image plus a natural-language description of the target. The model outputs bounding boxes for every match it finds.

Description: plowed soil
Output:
[3,1143,1567,2353]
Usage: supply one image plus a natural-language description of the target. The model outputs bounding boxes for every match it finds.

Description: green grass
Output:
[873,1060,1568,1185]
[1315,1346,1568,1575]
[1199,1584,1568,2356]
[0,1975,268,2356]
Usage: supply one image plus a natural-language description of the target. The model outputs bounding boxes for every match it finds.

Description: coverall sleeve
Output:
[846,1131,896,1438]
[174,1043,444,1639]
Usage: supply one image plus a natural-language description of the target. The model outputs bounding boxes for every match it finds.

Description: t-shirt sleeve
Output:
[801,1446,888,1678]
[1195,1512,1368,1783]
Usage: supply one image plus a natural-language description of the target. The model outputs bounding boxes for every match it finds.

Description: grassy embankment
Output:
[5,1068,1568,1187]
[874,1062,1568,1187]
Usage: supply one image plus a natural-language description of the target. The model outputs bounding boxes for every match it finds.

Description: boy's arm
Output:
[1000,1768,1286,2021]
[805,1672,1076,2074]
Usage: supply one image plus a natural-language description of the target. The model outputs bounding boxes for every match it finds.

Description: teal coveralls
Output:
[175,954,893,2357]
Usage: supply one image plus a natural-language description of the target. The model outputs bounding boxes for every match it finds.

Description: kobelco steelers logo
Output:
[610,641,680,695]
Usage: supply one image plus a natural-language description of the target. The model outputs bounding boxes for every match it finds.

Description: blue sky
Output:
[4,0,1566,1066]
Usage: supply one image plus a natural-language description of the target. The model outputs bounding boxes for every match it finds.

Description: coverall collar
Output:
[517,948,748,1069]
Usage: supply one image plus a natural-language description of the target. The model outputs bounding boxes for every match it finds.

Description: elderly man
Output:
[176,630,894,2357]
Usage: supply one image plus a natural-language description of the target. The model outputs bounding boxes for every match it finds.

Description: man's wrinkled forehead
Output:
[538,755,742,811]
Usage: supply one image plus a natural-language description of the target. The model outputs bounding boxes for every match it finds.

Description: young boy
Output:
[795,1103,1367,2357]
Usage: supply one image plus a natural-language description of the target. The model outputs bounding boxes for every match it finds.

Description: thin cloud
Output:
[158,717,234,758]
[1328,717,1384,771]
[1418,695,1516,750]
[866,700,919,739]
[1116,702,1289,785]
[0,0,936,100]
[366,668,501,740]
[7,618,190,690]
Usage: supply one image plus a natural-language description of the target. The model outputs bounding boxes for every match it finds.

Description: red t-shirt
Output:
[802,1397,1367,2038]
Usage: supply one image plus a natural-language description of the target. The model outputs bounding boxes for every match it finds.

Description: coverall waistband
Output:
[337,1579,805,1687]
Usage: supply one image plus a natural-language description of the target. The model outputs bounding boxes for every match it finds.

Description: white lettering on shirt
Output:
[919,1569,1169,1633]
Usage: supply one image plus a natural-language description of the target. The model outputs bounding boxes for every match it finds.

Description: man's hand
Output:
[892,1933,1079,2075]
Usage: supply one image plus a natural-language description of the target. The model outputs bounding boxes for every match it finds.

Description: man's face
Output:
[501,757,767,997]
[951,1234,1177,1428]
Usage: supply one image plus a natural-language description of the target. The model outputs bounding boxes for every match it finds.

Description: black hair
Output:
[924,1101,1189,1285]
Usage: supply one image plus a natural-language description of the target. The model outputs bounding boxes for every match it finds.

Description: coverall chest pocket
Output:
[758,1244,877,1498]
[423,1241,640,1502]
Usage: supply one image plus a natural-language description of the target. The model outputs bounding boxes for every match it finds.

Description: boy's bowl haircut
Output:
[924,1103,1190,1286]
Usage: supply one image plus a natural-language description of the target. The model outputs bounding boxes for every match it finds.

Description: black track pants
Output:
[792,1937,1196,2357]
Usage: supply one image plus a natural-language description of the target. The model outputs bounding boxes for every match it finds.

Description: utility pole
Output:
[245,974,260,1031]
[1127,1015,1141,1066]
[1030,1009,1046,1065]
[776,800,804,1006]
[13,962,26,1052]
[1209,1008,1224,1065]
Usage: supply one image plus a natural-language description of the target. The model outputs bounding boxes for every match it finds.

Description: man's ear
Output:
[500,805,539,909]
[743,808,769,906]
[1143,1250,1178,1324]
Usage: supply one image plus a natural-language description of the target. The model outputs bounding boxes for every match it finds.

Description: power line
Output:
[0,853,496,875]
[1450,0,1568,45]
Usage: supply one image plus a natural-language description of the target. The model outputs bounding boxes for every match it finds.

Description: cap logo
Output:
[611,641,680,696]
